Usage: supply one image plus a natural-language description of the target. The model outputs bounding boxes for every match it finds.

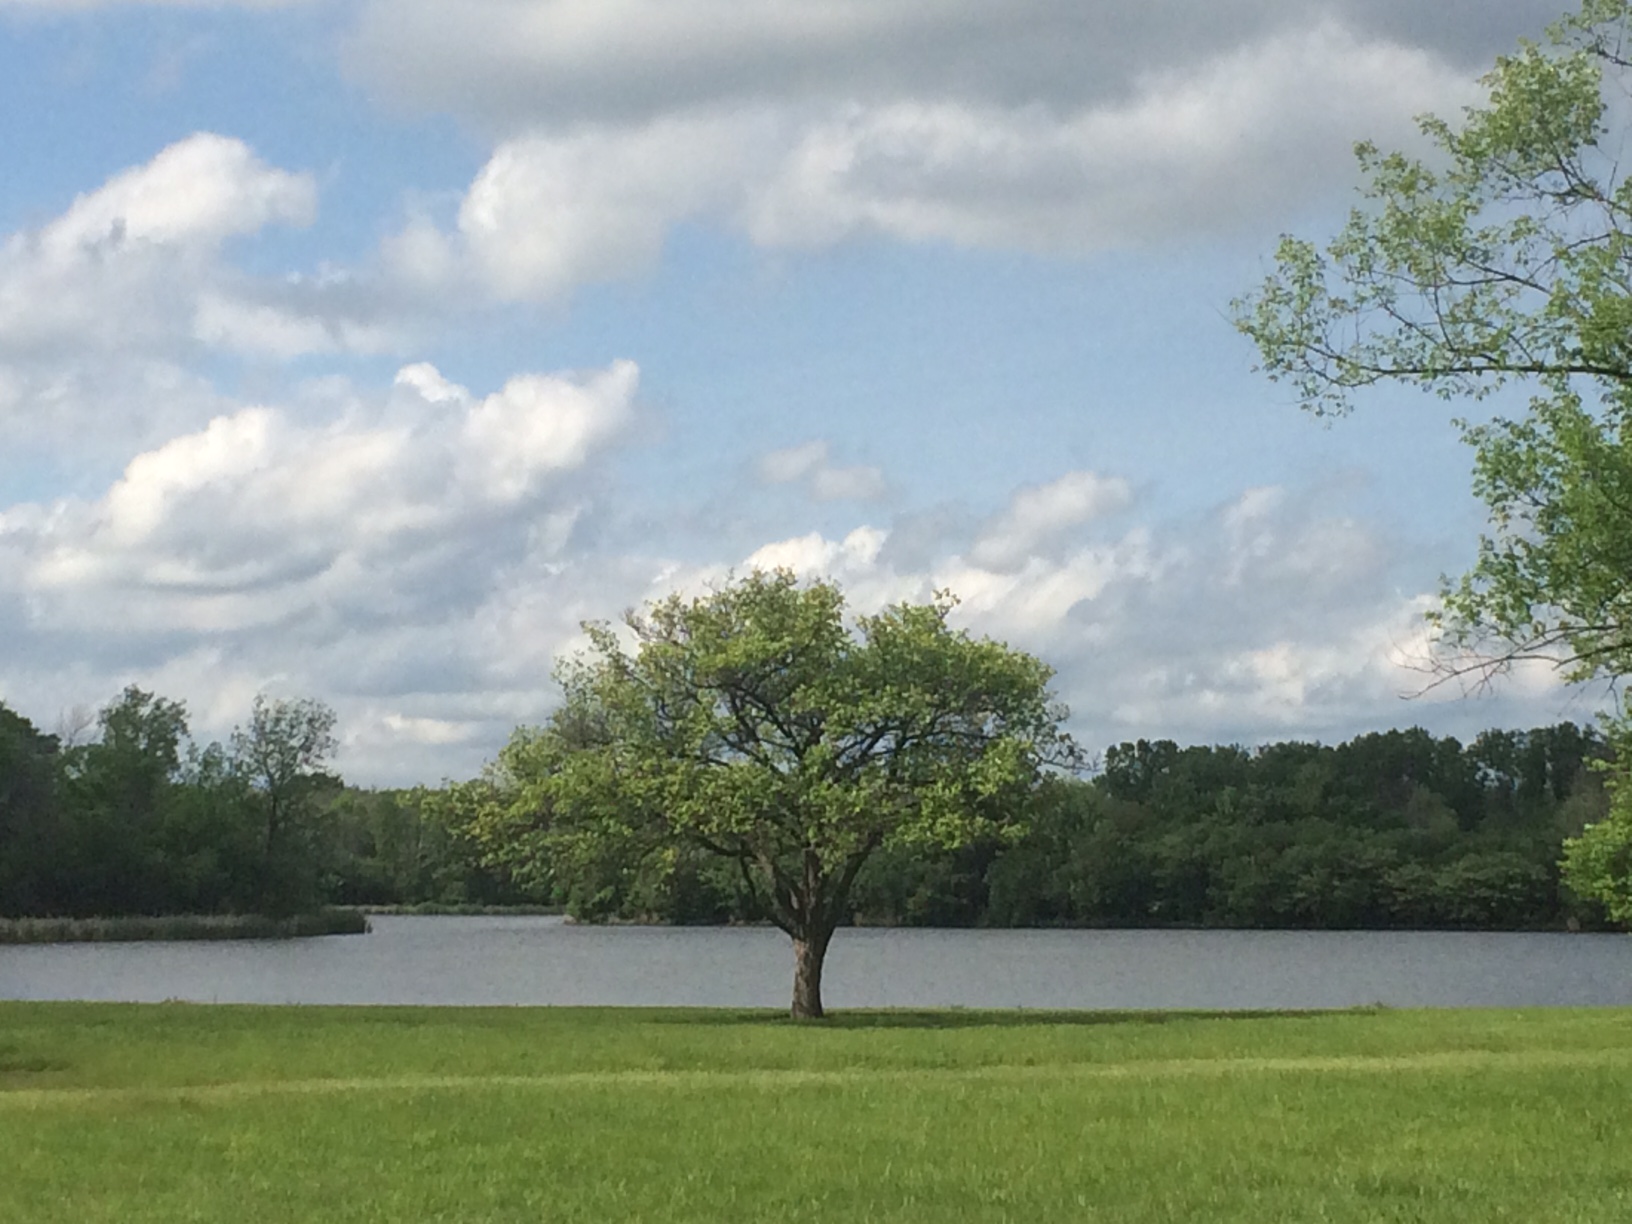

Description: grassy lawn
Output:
[3,1003,1631,1222]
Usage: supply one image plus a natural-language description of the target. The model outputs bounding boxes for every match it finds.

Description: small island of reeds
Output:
[0,909,369,945]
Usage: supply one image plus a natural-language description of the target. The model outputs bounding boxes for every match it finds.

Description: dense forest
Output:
[0,688,1616,929]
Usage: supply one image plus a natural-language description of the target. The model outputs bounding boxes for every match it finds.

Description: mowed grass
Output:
[3,1003,1632,1222]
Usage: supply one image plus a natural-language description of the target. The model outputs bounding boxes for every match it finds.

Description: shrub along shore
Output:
[0,908,369,944]
[2,1003,1631,1222]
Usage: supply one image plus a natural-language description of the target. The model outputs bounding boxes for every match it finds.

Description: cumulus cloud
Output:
[382,13,1481,302]
[337,0,1568,305]
[0,134,427,461]
[0,132,414,392]
[49,132,313,247]
[0,134,315,355]
[14,4,1548,321]
[0,359,637,637]
[969,471,1131,572]
[756,439,886,503]
[450,115,764,301]
[0,434,1593,782]
[0,1,1590,785]
[723,478,1589,756]
[0,358,644,779]
[191,292,399,359]
[0,357,236,462]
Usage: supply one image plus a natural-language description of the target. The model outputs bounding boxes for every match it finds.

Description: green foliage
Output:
[1232,0,1632,921]
[1235,2,1632,417]
[4,680,1604,935]
[0,689,377,922]
[325,787,507,908]
[1233,0,1632,688]
[54,687,191,914]
[1562,726,1632,919]
[230,695,341,915]
[465,570,1074,1015]
[0,688,517,921]
[418,718,1610,933]
[991,726,1607,931]
[0,704,61,916]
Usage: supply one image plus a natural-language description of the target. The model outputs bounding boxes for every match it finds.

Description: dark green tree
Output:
[0,703,61,916]
[231,695,341,914]
[58,687,190,914]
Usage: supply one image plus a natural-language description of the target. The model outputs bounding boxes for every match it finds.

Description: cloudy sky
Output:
[0,0,1603,784]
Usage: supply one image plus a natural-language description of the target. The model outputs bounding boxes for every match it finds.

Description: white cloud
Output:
[811,465,887,502]
[43,132,314,252]
[461,361,640,497]
[969,471,1132,572]
[718,479,1592,757]
[0,438,1595,783]
[449,115,762,301]
[0,359,638,639]
[0,134,316,356]
[0,357,235,460]
[756,439,886,503]
[379,712,473,746]
[757,440,827,484]
[746,525,887,576]
[191,292,399,359]
[0,358,644,780]
[0,135,426,462]
[392,17,1478,303]
[0,132,413,407]
[393,361,468,405]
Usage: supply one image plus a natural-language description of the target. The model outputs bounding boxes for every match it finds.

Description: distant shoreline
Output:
[353,903,563,917]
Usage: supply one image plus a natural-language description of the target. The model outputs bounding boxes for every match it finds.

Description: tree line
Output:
[2,686,1614,933]
[0,687,509,919]
[442,722,1615,934]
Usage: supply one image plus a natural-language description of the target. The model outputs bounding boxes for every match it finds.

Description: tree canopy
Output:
[1234,0,1632,690]
[464,570,1075,1018]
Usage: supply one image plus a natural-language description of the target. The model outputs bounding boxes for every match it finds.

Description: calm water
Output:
[3,915,1632,1009]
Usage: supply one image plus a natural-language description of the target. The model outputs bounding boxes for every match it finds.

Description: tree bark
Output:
[790,926,832,1019]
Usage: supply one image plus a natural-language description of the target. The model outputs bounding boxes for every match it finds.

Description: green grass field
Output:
[3,1003,1631,1222]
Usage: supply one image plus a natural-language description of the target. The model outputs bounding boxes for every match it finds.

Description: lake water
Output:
[3,915,1632,1009]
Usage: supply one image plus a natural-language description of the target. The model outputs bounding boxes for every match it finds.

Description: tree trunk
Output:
[790,927,832,1019]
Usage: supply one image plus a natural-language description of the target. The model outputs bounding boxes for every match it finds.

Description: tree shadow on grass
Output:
[647,1005,1390,1031]
[0,1042,69,1077]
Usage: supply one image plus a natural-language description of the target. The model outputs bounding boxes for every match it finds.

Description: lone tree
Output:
[1232,0,1632,917]
[485,570,1073,1018]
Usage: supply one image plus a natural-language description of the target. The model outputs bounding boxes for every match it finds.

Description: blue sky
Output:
[0,0,1601,784]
